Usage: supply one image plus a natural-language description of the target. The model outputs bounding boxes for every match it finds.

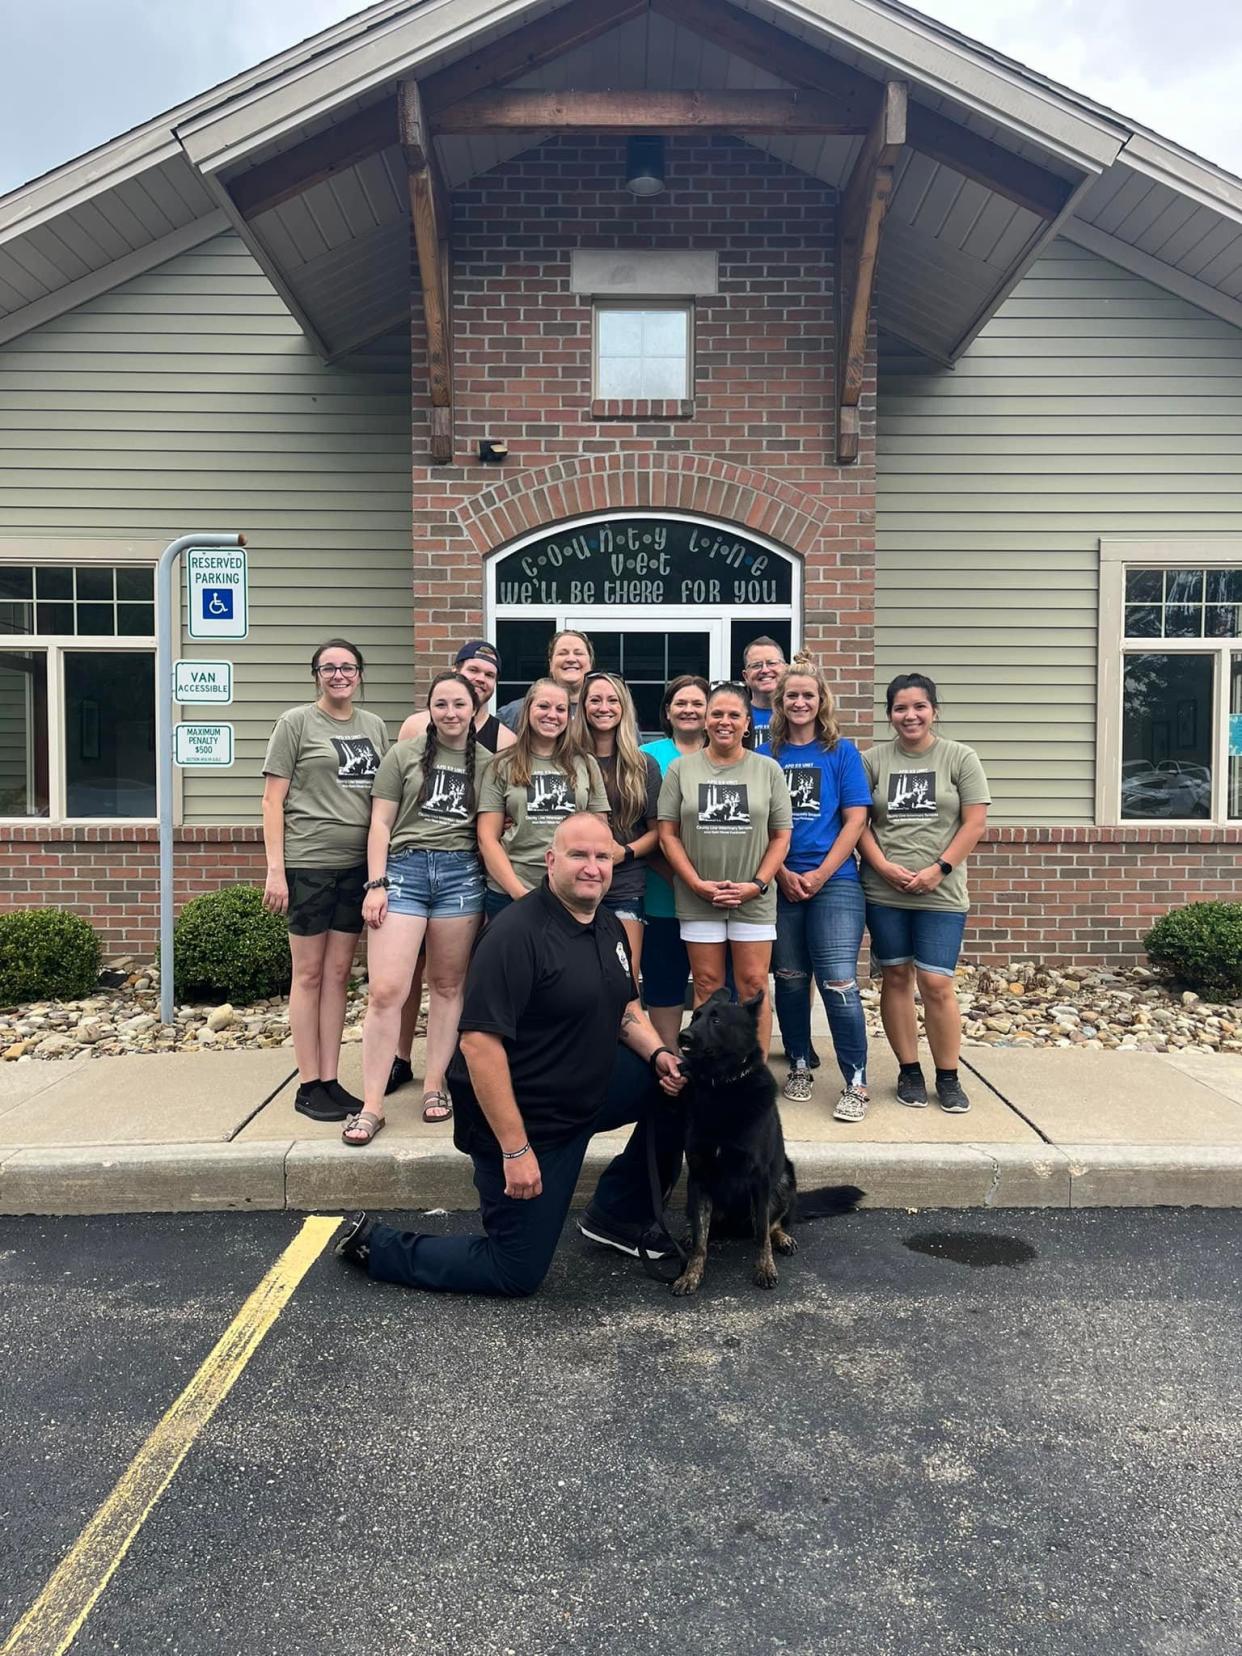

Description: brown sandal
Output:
[421,1090,453,1124]
[342,1110,385,1146]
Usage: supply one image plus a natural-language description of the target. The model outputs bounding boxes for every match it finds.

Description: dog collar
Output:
[702,1059,762,1086]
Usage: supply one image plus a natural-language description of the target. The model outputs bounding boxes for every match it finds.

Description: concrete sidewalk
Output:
[3,1022,1242,1215]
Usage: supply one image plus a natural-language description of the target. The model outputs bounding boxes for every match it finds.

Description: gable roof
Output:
[2,0,1241,361]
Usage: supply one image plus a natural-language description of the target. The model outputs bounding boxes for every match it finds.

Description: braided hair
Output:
[415,671,481,813]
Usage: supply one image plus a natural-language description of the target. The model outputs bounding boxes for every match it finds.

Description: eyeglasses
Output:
[315,664,359,679]
[709,679,751,696]
[743,659,784,672]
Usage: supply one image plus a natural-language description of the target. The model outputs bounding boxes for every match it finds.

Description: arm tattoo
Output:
[621,1009,639,1030]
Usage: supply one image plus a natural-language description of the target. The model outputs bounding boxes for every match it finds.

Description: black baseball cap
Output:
[454,639,502,672]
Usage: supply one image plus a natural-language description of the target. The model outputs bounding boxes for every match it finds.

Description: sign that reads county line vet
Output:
[174,660,233,705]
[174,723,234,767]
[187,546,248,639]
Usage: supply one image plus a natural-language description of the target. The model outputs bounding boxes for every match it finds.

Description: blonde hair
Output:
[768,653,841,756]
[574,672,649,833]
[495,677,585,789]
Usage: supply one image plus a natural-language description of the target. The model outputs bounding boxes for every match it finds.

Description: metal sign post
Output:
[156,533,246,1025]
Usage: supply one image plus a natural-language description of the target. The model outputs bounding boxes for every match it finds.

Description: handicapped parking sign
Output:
[187,548,248,639]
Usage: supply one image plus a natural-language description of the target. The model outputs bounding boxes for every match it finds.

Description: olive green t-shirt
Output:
[477,753,608,893]
[262,703,389,868]
[861,736,991,912]
[370,733,489,856]
[657,749,793,924]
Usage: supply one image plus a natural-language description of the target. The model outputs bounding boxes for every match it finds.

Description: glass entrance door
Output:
[563,616,723,738]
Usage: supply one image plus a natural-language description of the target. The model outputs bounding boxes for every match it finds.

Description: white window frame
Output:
[0,540,173,826]
[1097,538,1242,827]
[592,299,694,402]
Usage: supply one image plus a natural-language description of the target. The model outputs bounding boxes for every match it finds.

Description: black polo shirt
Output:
[448,879,636,1153]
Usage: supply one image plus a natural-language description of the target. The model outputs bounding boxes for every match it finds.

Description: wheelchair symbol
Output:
[203,588,233,620]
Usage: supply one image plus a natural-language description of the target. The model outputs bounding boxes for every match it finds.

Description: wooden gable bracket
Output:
[836,81,906,465]
[434,89,870,134]
[400,79,454,465]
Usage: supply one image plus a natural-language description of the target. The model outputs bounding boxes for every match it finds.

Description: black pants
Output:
[365,1047,684,1297]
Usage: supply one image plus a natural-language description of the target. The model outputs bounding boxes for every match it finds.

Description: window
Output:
[1098,542,1242,825]
[594,303,691,401]
[0,561,156,820]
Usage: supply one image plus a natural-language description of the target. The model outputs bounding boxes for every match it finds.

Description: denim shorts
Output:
[387,848,485,919]
[865,902,967,978]
[603,891,645,924]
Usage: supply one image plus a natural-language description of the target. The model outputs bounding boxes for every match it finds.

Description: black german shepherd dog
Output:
[673,989,863,1295]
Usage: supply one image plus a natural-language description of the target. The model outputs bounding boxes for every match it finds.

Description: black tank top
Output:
[476,713,503,753]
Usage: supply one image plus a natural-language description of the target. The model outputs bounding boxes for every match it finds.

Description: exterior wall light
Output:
[478,440,508,463]
[624,136,665,197]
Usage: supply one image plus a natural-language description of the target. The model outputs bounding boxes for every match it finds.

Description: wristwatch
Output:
[364,876,391,891]
[751,876,770,896]
[936,859,953,877]
[622,846,636,864]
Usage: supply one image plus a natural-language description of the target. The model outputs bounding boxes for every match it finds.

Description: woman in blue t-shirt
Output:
[760,656,872,1121]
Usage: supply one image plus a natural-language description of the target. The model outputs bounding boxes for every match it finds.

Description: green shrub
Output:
[171,885,290,1003]
[1144,901,1242,1000]
[0,907,101,1005]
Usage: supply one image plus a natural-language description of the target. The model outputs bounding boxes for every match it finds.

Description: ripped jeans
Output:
[773,879,868,1088]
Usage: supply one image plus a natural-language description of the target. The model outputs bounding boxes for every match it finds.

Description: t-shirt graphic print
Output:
[528,771,575,821]
[421,767,470,820]
[887,770,937,815]
[330,736,382,789]
[785,764,823,817]
[698,781,750,833]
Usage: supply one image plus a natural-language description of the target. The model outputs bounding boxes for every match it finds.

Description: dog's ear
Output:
[707,987,732,1007]
[741,991,765,1017]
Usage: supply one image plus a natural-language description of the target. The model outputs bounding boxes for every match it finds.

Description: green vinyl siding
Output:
[876,239,1242,825]
[0,233,412,825]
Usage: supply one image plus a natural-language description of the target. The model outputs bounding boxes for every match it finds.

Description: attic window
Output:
[593,302,692,402]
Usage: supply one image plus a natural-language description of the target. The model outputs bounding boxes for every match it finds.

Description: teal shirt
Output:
[641,738,683,920]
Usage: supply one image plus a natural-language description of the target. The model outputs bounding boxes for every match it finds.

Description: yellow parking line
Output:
[1,1214,340,1656]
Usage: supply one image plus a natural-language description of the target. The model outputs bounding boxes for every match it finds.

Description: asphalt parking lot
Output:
[1,1207,1240,1656]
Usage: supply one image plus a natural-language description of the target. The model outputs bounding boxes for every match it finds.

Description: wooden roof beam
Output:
[421,0,648,115]
[400,79,453,465]
[905,105,1074,221]
[837,81,907,464]
[228,98,397,220]
[434,88,870,135]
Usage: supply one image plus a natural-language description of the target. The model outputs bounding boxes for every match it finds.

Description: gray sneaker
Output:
[833,1084,870,1123]
[782,1063,814,1103]
[936,1075,971,1114]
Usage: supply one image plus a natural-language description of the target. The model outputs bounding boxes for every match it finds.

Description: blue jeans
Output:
[773,878,867,1087]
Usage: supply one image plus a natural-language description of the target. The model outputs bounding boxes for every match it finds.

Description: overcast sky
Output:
[1,0,1240,199]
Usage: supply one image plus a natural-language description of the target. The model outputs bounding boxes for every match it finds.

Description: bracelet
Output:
[502,1143,530,1160]
[648,1046,679,1074]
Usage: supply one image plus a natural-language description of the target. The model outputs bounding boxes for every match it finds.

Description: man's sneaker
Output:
[936,1075,971,1114]
[577,1206,671,1261]
[782,1063,814,1103]
[334,1210,375,1267]
[833,1084,870,1123]
[385,1057,414,1096]
[896,1067,928,1108]
[294,1081,351,1122]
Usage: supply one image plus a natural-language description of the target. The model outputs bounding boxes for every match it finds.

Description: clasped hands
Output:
[878,859,943,896]
[696,878,759,910]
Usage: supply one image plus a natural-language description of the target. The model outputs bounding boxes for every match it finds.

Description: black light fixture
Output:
[478,439,508,464]
[624,135,665,197]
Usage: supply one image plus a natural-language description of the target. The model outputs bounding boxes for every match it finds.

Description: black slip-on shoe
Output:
[385,1057,415,1096]
[334,1211,375,1267]
[322,1078,363,1114]
[294,1082,351,1123]
[577,1207,671,1261]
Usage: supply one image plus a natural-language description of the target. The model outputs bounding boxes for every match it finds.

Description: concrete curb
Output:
[2,1137,1242,1215]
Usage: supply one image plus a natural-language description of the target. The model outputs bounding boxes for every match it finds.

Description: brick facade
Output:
[6,825,1241,967]
[410,133,877,728]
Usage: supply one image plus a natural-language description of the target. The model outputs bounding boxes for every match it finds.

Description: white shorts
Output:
[679,918,777,944]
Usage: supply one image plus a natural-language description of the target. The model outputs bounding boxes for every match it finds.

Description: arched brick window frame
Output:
[413,452,874,721]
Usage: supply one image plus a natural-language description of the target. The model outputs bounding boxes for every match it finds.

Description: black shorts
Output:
[285,865,367,937]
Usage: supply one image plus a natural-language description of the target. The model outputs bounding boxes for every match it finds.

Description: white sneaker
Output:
[782,1063,815,1103]
[833,1084,871,1123]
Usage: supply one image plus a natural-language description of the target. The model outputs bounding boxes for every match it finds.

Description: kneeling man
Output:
[336,813,686,1295]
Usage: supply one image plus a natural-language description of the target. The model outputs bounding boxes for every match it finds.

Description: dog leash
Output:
[640,1106,688,1286]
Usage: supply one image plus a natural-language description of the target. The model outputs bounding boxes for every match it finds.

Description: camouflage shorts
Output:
[285,864,367,937]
